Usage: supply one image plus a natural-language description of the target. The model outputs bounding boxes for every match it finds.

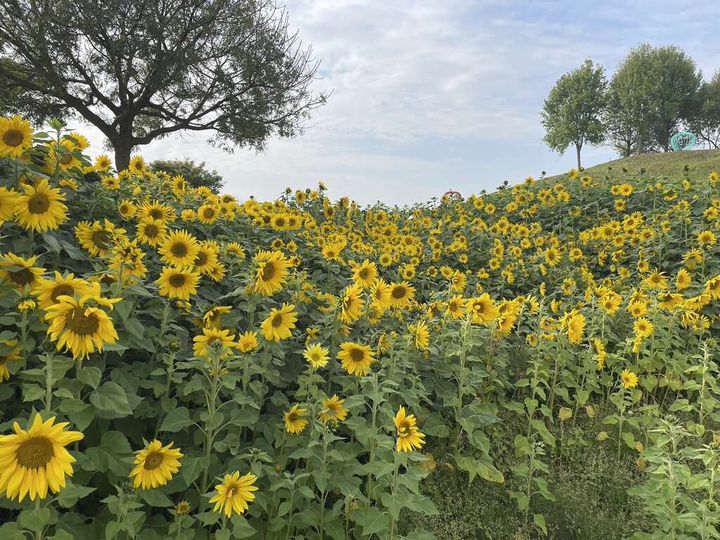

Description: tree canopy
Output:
[689,72,720,150]
[150,158,224,193]
[0,0,326,170]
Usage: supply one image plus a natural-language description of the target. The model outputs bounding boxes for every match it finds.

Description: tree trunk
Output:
[113,138,132,171]
[575,143,582,169]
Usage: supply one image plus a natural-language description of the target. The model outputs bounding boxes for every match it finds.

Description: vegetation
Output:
[3,116,720,539]
[149,159,224,193]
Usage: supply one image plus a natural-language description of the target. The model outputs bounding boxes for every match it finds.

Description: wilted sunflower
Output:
[0,115,33,158]
[209,471,258,517]
[253,250,289,296]
[156,266,200,301]
[34,272,93,310]
[129,440,183,490]
[304,342,329,368]
[44,291,119,360]
[260,303,297,342]
[284,404,309,434]
[0,414,83,502]
[337,341,374,377]
[0,253,44,291]
[319,395,348,424]
[193,328,236,357]
[394,406,425,452]
[159,230,200,267]
[15,179,68,232]
[0,339,21,381]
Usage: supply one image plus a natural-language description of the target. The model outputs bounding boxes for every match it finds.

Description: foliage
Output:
[689,72,720,150]
[541,59,607,169]
[0,0,326,170]
[3,118,720,539]
[150,159,224,193]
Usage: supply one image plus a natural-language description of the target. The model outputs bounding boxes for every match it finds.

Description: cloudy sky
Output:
[82,1,720,205]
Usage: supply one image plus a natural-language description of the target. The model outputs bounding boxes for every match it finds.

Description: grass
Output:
[544,148,720,184]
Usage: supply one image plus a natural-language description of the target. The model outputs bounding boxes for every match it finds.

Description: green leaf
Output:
[78,366,102,389]
[55,482,97,508]
[534,513,547,535]
[159,407,193,432]
[140,489,174,508]
[90,382,132,418]
[455,454,505,484]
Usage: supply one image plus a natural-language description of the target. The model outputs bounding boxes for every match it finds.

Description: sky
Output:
[80,0,720,206]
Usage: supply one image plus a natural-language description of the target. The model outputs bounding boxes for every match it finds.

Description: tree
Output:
[606,44,701,154]
[150,159,224,192]
[689,72,720,149]
[0,0,326,170]
[541,59,607,169]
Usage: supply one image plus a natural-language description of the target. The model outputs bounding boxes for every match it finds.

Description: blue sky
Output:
[82,1,720,205]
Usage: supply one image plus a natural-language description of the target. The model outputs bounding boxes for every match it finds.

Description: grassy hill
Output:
[545,148,720,183]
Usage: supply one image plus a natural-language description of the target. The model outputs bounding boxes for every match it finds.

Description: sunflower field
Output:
[2,116,720,539]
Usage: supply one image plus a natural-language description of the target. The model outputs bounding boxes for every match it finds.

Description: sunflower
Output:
[136,218,168,247]
[634,317,654,339]
[236,331,259,353]
[156,266,200,301]
[253,250,290,296]
[193,328,236,357]
[304,343,329,368]
[139,201,176,223]
[410,320,430,350]
[0,414,83,502]
[128,155,147,175]
[394,406,425,453]
[159,230,200,267]
[129,440,183,490]
[45,292,119,360]
[621,369,639,390]
[209,471,258,518]
[46,140,82,172]
[388,281,415,309]
[284,404,309,434]
[0,187,19,223]
[319,395,348,424]
[467,293,498,325]
[14,179,68,232]
[337,341,374,376]
[197,204,219,224]
[202,305,232,329]
[117,199,137,220]
[225,242,246,260]
[340,284,365,324]
[0,253,44,291]
[34,272,93,310]
[260,303,297,342]
[565,312,585,344]
[94,154,113,172]
[75,219,127,257]
[352,259,377,288]
[447,295,465,319]
[194,242,220,275]
[0,115,33,158]
[0,339,21,381]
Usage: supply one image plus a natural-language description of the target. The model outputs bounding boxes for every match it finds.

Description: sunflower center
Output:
[349,348,365,362]
[261,262,276,281]
[92,230,114,249]
[143,451,165,470]
[149,209,164,220]
[65,306,100,335]
[203,208,215,218]
[144,224,159,238]
[391,286,406,299]
[59,152,73,165]
[195,252,208,266]
[27,193,51,214]
[9,268,35,286]
[359,269,369,279]
[3,128,24,147]
[16,436,54,469]
[51,284,75,302]
[169,274,186,288]
[271,313,284,328]
[171,242,188,258]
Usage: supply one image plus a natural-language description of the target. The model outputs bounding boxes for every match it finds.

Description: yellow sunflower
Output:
[139,201,176,223]
[44,291,119,360]
[156,266,200,301]
[129,440,183,490]
[75,219,127,257]
[209,471,258,517]
[340,284,365,324]
[0,253,44,291]
[0,187,19,223]
[14,179,68,232]
[34,272,93,310]
[193,328,236,357]
[388,281,415,309]
[410,320,430,350]
[0,115,33,158]
[319,395,348,424]
[0,414,83,502]
[159,230,200,267]
[352,259,377,288]
[253,250,290,296]
[467,293,498,325]
[236,331,259,353]
[260,303,297,342]
[0,339,21,381]
[284,404,309,434]
[197,204,220,224]
[337,341,374,377]
[394,406,425,452]
[621,369,639,390]
[304,343,329,368]
[136,218,168,247]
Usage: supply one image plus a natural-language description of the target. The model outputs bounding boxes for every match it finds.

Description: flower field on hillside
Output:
[2,116,720,539]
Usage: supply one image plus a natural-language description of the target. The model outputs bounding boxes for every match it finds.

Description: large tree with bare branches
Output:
[0,0,326,169]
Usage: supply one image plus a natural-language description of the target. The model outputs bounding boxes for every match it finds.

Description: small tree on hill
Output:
[689,72,720,149]
[0,0,326,170]
[150,159,224,193]
[541,59,607,169]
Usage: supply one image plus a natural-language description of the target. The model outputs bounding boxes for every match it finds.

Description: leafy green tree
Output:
[607,44,702,154]
[689,72,720,149]
[150,159,224,193]
[0,0,326,170]
[541,59,607,169]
